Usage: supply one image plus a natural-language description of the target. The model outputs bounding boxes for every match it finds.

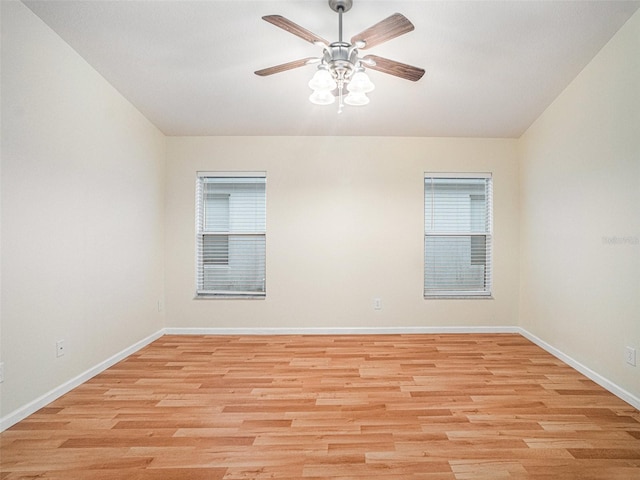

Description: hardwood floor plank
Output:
[2,334,639,479]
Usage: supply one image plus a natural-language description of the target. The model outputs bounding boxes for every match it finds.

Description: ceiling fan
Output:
[255,0,425,112]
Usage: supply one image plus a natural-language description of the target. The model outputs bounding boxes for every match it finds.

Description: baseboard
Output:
[164,326,522,336]
[0,329,164,432]
[517,328,640,411]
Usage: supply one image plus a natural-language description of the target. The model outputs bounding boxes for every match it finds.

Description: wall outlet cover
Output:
[625,346,636,366]
[56,340,65,358]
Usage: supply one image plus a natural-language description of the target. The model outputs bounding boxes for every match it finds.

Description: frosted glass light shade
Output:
[344,91,370,106]
[347,71,374,93]
[309,89,336,105]
[308,69,337,91]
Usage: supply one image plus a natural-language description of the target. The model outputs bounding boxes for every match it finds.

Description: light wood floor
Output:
[2,334,640,479]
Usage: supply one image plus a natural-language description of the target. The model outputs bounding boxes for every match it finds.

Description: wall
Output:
[519,11,640,399]
[165,136,519,330]
[0,1,166,419]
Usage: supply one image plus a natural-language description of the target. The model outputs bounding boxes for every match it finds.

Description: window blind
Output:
[424,174,493,297]
[196,173,266,297]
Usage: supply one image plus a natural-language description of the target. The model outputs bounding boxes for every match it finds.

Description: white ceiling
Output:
[23,0,640,138]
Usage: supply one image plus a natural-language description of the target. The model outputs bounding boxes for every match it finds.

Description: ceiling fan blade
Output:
[262,15,329,46]
[351,13,414,49]
[362,55,425,82]
[254,57,318,76]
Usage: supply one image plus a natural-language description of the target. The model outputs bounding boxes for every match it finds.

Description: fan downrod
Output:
[329,0,353,13]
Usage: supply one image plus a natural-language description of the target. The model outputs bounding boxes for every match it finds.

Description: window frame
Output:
[195,171,266,299]
[423,172,493,299]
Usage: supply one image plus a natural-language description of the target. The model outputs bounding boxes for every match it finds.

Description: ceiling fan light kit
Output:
[309,89,336,106]
[308,67,337,91]
[347,70,375,94]
[255,0,425,113]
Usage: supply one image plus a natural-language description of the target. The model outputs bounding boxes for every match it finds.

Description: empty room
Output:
[1,0,639,478]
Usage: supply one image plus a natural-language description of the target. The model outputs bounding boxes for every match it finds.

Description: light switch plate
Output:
[625,346,636,366]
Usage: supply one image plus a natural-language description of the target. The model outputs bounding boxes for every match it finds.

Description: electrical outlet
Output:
[373,298,382,310]
[0,362,4,383]
[56,340,65,358]
[625,347,636,366]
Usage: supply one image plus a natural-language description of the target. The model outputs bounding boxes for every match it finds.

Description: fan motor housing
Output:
[323,42,359,80]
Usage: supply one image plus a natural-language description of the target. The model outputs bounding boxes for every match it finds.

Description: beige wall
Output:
[0,1,166,417]
[165,136,520,330]
[519,11,640,399]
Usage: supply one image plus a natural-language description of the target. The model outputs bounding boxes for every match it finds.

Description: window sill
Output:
[194,294,266,300]
[424,295,494,300]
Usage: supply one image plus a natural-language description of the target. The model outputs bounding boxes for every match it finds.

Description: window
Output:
[196,173,266,297]
[424,174,493,298]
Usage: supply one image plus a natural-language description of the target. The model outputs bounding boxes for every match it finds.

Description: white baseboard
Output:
[517,328,640,411]
[0,330,164,432]
[3,326,637,431]
[164,326,522,336]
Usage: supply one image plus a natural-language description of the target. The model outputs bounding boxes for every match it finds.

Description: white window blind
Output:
[196,173,266,297]
[424,174,493,297]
